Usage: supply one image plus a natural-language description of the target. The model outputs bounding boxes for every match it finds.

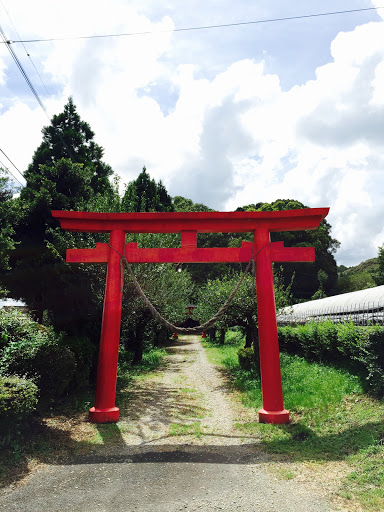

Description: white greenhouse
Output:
[276,285,384,325]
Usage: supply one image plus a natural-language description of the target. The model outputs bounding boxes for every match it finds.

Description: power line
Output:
[0,148,25,180]
[0,0,53,99]
[1,6,383,44]
[0,25,48,115]
[0,158,25,187]
[0,9,78,175]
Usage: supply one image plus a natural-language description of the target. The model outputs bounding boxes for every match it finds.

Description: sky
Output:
[0,0,383,267]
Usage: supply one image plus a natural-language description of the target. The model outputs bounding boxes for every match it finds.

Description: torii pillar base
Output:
[258,408,290,424]
[89,406,119,423]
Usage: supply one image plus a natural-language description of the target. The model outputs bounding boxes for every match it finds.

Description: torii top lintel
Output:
[51,208,329,234]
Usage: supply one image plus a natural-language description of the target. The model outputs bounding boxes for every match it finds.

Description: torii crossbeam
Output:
[52,208,329,424]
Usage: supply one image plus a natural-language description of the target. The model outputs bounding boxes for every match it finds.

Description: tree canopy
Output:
[122,167,173,212]
[2,98,118,333]
[24,97,113,196]
[372,245,384,286]
[0,169,17,276]
[237,199,339,299]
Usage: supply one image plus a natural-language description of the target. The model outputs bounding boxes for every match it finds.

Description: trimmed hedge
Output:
[0,375,39,444]
[0,375,38,419]
[278,321,384,396]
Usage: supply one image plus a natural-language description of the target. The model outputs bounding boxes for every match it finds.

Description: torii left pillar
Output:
[88,230,125,422]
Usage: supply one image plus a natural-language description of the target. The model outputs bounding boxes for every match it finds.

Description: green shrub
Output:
[0,375,39,444]
[1,339,76,400]
[237,347,259,375]
[225,330,244,345]
[358,327,384,396]
[0,309,43,353]
[0,309,83,399]
[0,375,38,419]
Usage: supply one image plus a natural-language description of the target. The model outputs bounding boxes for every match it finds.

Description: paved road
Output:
[0,448,335,511]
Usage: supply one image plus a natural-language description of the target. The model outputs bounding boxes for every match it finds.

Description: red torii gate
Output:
[52,208,329,425]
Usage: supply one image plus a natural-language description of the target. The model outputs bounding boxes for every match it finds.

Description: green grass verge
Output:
[203,335,384,511]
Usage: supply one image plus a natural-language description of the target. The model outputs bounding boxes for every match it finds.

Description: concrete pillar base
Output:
[258,408,290,424]
[89,406,119,423]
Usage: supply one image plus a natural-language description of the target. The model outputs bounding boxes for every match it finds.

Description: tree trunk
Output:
[219,328,226,345]
[244,314,257,348]
[207,327,216,342]
[245,314,260,374]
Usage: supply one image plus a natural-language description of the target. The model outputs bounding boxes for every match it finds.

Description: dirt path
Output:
[0,336,346,511]
[116,335,255,448]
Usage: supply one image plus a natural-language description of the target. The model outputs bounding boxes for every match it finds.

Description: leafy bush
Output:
[237,346,260,376]
[359,327,384,395]
[237,347,254,371]
[0,308,44,353]
[0,375,39,444]
[225,329,244,345]
[278,322,384,396]
[0,309,94,399]
[1,337,76,400]
[0,375,38,419]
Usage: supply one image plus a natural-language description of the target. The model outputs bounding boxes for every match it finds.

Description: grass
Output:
[203,334,384,511]
[169,421,203,438]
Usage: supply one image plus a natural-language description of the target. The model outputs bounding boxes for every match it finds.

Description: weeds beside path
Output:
[0,335,364,511]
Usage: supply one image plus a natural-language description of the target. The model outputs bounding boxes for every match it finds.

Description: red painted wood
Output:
[89,230,125,423]
[123,241,254,263]
[270,242,315,262]
[254,229,289,424]
[67,243,109,263]
[52,208,329,233]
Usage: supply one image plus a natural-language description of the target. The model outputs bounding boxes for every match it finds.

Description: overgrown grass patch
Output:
[203,334,384,510]
[117,346,167,390]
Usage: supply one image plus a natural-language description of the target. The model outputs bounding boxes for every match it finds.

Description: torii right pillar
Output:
[254,233,315,424]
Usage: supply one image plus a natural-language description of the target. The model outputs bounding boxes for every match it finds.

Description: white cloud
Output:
[0,1,384,266]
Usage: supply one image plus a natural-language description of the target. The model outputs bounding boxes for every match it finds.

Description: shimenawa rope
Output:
[109,240,270,334]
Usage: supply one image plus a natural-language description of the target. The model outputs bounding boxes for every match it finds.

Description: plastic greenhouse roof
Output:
[277,285,384,317]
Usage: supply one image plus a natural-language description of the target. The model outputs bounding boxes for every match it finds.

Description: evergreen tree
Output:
[372,245,384,286]
[121,167,173,212]
[24,97,113,196]
[3,99,117,332]
[0,169,17,277]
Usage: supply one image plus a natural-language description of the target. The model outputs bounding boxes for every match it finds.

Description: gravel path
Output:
[0,336,343,511]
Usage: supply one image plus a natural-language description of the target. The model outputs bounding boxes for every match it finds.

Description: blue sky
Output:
[0,0,383,266]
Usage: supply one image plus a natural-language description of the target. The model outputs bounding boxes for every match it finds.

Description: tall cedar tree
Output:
[121,167,173,212]
[0,169,17,275]
[4,98,114,331]
[373,245,384,286]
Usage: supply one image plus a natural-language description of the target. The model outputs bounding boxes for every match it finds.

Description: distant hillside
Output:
[337,258,378,293]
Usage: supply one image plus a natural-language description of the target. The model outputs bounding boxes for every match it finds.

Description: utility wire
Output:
[0,22,79,178]
[0,25,48,115]
[0,0,53,99]
[0,148,25,180]
[1,6,383,44]
[0,158,25,187]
